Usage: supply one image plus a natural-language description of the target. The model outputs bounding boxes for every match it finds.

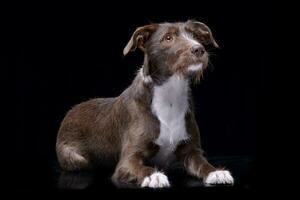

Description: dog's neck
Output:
[138,64,192,117]
[141,55,174,86]
[151,74,190,115]
[123,62,192,108]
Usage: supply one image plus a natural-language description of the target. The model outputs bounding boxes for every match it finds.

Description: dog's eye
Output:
[164,34,173,42]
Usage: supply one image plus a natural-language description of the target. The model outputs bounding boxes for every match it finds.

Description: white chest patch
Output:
[151,75,190,166]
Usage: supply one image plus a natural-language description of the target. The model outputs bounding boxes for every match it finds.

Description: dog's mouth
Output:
[187,63,203,72]
[171,54,209,76]
[180,53,209,74]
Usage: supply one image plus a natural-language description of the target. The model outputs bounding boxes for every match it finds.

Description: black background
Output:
[5,0,271,195]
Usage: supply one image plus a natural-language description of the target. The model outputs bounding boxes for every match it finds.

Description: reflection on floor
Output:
[53,156,256,190]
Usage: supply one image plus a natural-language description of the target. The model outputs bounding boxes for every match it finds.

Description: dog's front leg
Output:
[177,143,234,185]
[112,153,170,188]
[176,112,234,185]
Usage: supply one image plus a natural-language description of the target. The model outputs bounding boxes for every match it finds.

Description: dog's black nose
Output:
[191,45,205,57]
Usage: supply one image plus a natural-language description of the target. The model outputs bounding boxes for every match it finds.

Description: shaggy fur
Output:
[56,20,234,188]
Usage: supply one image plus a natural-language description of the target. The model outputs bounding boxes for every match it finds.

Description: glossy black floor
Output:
[8,155,256,192]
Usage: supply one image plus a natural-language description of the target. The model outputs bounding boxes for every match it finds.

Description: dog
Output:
[56,20,234,188]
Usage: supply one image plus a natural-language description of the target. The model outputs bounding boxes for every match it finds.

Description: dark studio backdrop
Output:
[7,0,271,194]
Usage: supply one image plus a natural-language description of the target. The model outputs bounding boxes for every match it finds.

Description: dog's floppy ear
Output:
[123,24,158,56]
[187,20,219,48]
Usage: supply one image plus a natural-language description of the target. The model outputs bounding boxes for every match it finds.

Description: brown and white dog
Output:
[56,20,234,188]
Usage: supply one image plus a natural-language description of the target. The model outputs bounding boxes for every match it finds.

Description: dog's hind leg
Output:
[56,144,91,171]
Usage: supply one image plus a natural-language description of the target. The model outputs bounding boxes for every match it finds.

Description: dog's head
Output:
[124,20,219,83]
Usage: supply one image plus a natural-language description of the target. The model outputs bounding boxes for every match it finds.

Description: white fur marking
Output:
[182,32,200,46]
[205,170,234,185]
[139,67,153,83]
[151,75,190,166]
[188,63,203,72]
[143,76,152,84]
[141,172,170,188]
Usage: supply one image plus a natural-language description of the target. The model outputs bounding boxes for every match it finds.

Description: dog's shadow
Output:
[57,171,140,189]
[57,171,94,189]
[56,169,208,189]
[56,164,238,189]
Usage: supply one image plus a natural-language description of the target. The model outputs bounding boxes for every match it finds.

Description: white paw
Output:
[141,172,170,188]
[204,170,234,185]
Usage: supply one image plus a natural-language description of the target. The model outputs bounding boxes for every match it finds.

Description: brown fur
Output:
[56,20,220,186]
